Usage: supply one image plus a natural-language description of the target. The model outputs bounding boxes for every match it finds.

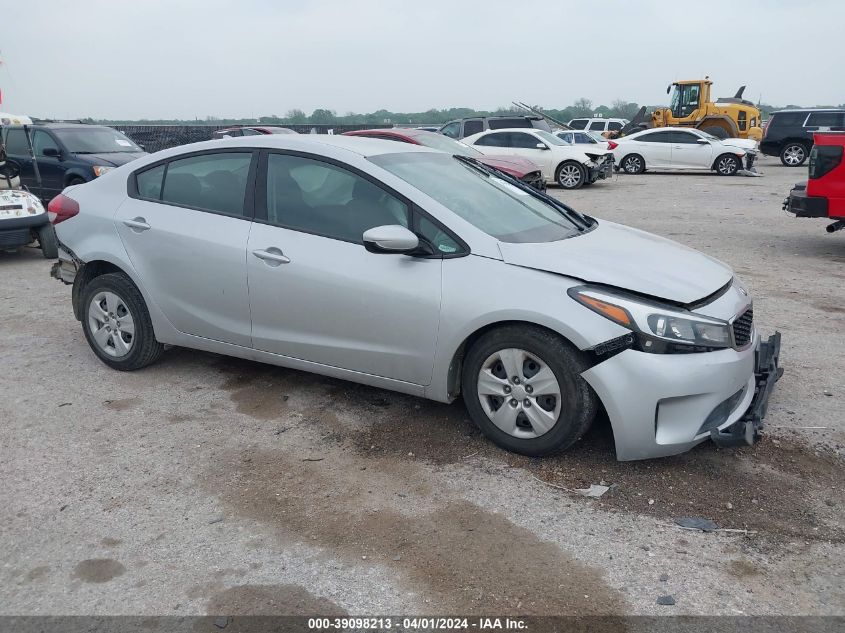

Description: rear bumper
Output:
[784,185,829,218]
[582,331,782,461]
[50,243,80,285]
[0,212,48,248]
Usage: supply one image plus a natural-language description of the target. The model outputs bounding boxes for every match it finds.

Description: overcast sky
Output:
[1,0,842,120]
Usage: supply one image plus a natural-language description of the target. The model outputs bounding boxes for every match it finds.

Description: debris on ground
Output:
[659,573,669,582]
[657,595,676,606]
[674,517,718,532]
[208,515,224,525]
[575,484,610,498]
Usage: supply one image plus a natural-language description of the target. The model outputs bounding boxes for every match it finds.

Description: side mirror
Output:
[42,147,61,157]
[535,143,549,150]
[363,225,419,254]
[696,138,710,144]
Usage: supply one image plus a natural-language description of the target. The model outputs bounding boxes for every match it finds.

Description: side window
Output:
[636,131,670,143]
[770,112,805,128]
[806,112,845,128]
[475,132,507,147]
[241,128,262,136]
[417,215,461,255]
[511,133,541,149]
[136,164,166,200]
[33,131,60,156]
[463,120,484,136]
[559,133,573,144]
[608,121,623,131]
[574,133,592,144]
[588,121,606,131]
[669,131,699,144]
[440,122,461,138]
[3,129,29,155]
[738,111,747,131]
[265,153,409,243]
[161,152,252,216]
[569,119,587,130]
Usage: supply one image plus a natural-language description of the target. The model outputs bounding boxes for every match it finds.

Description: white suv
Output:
[568,117,629,135]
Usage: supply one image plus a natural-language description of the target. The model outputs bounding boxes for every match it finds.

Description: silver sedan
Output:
[49,135,781,460]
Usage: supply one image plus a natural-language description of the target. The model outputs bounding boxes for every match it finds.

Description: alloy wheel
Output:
[477,348,562,439]
[558,164,583,188]
[88,291,135,357]
[623,156,642,173]
[717,156,738,175]
[783,144,805,166]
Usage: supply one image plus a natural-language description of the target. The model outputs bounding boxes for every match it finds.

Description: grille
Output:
[732,308,754,348]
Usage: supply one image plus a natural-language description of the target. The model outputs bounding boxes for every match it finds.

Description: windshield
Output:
[585,131,605,143]
[533,130,566,146]
[53,127,142,153]
[369,152,582,243]
[414,133,483,157]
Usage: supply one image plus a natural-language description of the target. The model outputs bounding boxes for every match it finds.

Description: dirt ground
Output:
[1,156,843,617]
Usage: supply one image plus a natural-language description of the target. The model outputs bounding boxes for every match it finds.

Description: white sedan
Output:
[462,128,613,189]
[612,128,756,176]
[555,129,616,152]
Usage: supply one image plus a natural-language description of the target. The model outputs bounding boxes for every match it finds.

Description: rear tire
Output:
[714,154,740,176]
[81,272,164,371]
[621,154,645,174]
[462,326,598,457]
[36,223,58,258]
[779,142,808,167]
[67,176,87,186]
[555,161,586,189]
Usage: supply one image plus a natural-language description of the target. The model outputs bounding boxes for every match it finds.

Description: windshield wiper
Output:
[452,154,593,231]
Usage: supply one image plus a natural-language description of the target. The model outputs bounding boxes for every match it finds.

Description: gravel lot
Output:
[1,156,843,617]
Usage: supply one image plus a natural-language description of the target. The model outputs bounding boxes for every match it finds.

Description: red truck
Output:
[784,132,845,233]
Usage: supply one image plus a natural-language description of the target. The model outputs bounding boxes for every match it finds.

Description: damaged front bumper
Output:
[586,155,614,182]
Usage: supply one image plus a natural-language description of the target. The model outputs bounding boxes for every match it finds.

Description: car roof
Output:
[773,108,845,114]
[346,127,424,139]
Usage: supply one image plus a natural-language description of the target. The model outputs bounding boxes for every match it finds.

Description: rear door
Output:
[246,151,442,385]
[668,130,713,168]
[628,130,672,167]
[116,150,256,347]
[3,128,36,192]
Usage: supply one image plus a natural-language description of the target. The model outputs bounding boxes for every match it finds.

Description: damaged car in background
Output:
[49,134,781,461]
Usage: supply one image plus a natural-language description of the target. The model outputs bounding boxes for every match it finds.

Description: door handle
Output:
[123,217,151,232]
[252,248,291,266]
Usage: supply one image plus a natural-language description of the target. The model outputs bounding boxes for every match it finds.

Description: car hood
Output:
[74,152,148,167]
[497,220,733,304]
[478,154,539,176]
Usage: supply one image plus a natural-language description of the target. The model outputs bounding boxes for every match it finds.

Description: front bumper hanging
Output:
[711,332,783,447]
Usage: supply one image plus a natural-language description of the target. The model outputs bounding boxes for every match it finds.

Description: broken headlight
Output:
[568,286,732,354]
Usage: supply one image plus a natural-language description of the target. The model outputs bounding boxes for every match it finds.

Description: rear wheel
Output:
[81,272,164,371]
[36,223,58,258]
[621,154,645,174]
[462,326,597,457]
[715,154,740,176]
[780,142,808,167]
[555,161,586,189]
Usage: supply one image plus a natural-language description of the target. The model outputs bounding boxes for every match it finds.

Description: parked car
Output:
[2,122,147,202]
[567,117,629,134]
[48,134,781,460]
[462,128,613,189]
[555,129,618,151]
[439,115,552,140]
[783,131,845,233]
[612,127,756,176]
[0,188,57,257]
[342,128,545,191]
[211,126,297,139]
[760,108,845,167]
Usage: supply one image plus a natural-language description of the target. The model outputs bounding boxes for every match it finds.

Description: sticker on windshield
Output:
[115,139,133,147]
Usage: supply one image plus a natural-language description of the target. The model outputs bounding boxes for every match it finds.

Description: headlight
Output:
[568,286,732,354]
[92,166,114,177]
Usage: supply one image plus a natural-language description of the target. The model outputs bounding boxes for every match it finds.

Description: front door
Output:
[668,130,714,169]
[31,130,66,200]
[506,132,555,180]
[247,151,442,385]
[115,150,256,347]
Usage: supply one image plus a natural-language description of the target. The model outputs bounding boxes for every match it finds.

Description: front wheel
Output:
[81,272,164,371]
[715,154,740,176]
[462,326,598,457]
[555,161,586,189]
[780,143,808,167]
[620,154,645,174]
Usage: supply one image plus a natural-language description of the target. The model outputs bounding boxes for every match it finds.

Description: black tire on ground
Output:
[701,126,729,139]
[461,325,598,457]
[779,142,809,167]
[714,153,740,176]
[80,272,165,371]
[67,176,87,186]
[36,223,59,258]
[620,154,645,174]
[555,161,586,189]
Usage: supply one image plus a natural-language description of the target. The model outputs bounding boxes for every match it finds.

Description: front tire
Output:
[620,154,645,174]
[555,161,586,189]
[714,154,740,176]
[780,142,808,167]
[462,326,598,457]
[36,223,58,258]
[81,272,164,371]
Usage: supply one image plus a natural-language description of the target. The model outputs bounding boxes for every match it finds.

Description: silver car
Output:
[49,135,781,460]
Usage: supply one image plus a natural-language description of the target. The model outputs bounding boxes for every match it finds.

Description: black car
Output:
[1,122,147,202]
[439,115,552,140]
[760,108,845,166]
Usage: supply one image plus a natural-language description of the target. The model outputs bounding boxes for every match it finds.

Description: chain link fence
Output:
[112,124,391,153]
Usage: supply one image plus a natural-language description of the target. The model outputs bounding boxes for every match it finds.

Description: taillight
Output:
[47,194,80,224]
[607,141,618,150]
